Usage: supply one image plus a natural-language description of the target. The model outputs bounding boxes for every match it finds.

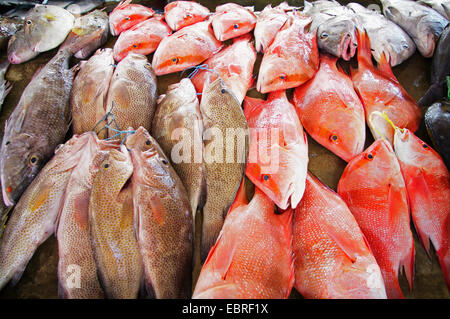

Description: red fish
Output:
[393,128,450,289]
[293,173,387,299]
[337,139,415,299]
[293,54,366,162]
[164,1,210,31]
[113,16,172,62]
[109,0,155,36]
[190,34,256,104]
[193,182,294,299]
[254,2,293,53]
[351,29,421,145]
[244,91,308,210]
[257,12,319,93]
[211,3,257,41]
[152,20,222,76]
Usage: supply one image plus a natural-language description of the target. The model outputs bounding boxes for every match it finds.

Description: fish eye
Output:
[172,57,179,64]
[146,140,151,145]
[320,32,328,39]
[104,163,109,168]
[329,134,339,143]
[364,153,374,160]
[26,20,32,25]
[185,14,192,18]
[422,143,430,150]
[162,159,168,165]
[133,44,137,48]
[125,17,130,21]
[263,175,270,181]
[233,24,239,29]
[279,74,286,80]
[29,155,39,165]
[221,88,226,94]
[5,141,10,145]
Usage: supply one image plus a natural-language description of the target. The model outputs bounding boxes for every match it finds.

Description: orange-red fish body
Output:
[293,54,366,162]
[152,20,222,76]
[211,3,257,41]
[393,128,450,289]
[113,16,172,62]
[351,30,421,145]
[294,173,387,299]
[338,139,415,299]
[190,34,256,105]
[193,185,294,299]
[257,12,319,93]
[164,1,210,31]
[244,90,308,210]
[109,0,155,36]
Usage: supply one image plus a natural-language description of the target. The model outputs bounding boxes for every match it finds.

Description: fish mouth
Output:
[340,33,356,61]
[8,52,22,64]
[1,180,14,207]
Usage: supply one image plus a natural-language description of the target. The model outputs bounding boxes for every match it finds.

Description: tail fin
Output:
[418,83,444,107]
[356,28,373,67]
[228,178,248,213]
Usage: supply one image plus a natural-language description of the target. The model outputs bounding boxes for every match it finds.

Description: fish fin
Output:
[227,178,248,214]
[377,52,397,82]
[267,90,287,102]
[116,0,132,10]
[72,194,90,231]
[418,83,444,107]
[243,96,264,119]
[323,220,362,263]
[356,28,373,67]
[29,182,54,213]
[147,194,166,225]
[205,230,237,281]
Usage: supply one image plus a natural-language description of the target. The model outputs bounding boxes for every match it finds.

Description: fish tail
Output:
[401,237,415,292]
[436,247,450,290]
[356,28,373,67]
[381,269,405,299]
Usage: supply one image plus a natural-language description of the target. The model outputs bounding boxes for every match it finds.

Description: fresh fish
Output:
[0,28,103,207]
[347,2,416,67]
[417,0,450,20]
[60,9,109,59]
[338,139,415,299]
[419,25,450,107]
[392,127,450,289]
[126,127,193,299]
[190,34,256,105]
[66,0,105,16]
[381,0,448,57]
[113,15,172,62]
[199,78,249,262]
[89,145,143,299]
[71,48,115,140]
[152,78,206,224]
[303,0,358,61]
[0,134,95,291]
[293,173,387,299]
[0,60,12,112]
[7,29,39,64]
[164,0,210,31]
[211,3,257,42]
[0,17,24,50]
[105,53,157,139]
[152,20,222,76]
[293,54,365,162]
[351,30,421,145]
[108,0,154,36]
[244,91,308,210]
[57,133,119,299]
[425,99,450,169]
[253,2,293,53]
[193,182,294,299]
[257,12,319,94]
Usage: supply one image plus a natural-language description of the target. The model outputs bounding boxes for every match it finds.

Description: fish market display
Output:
[105,53,157,138]
[293,54,365,162]
[109,0,155,36]
[152,20,222,76]
[199,78,248,262]
[89,145,143,299]
[257,12,319,93]
[381,0,448,57]
[8,4,75,64]
[193,182,294,299]
[211,3,257,41]
[338,139,415,299]
[293,173,387,299]
[392,127,450,289]
[254,2,293,53]
[0,60,11,112]
[425,99,450,169]
[71,48,115,139]
[1,29,102,207]
[152,78,206,222]
[0,17,23,50]
[351,30,421,145]
[244,91,308,210]
[126,127,193,299]
[164,0,210,31]
[419,25,450,107]
[347,2,416,67]
[57,133,119,299]
[113,15,172,62]
[190,34,256,104]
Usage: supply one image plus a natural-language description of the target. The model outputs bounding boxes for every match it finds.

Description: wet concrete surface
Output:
[0,0,449,299]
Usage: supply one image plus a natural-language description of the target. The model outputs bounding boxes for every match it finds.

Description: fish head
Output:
[257,52,295,93]
[393,128,439,167]
[98,144,133,185]
[316,17,357,61]
[164,1,210,31]
[211,5,257,41]
[7,31,39,64]
[109,1,155,36]
[0,133,47,206]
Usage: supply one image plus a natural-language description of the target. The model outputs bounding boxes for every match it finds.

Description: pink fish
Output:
[109,0,155,36]
[211,3,257,41]
[164,1,210,31]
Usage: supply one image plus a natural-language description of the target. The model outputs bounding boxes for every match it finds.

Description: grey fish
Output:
[0,28,103,207]
[417,0,450,19]
[7,28,39,64]
[0,60,12,112]
[0,17,24,50]
[419,25,450,106]
[347,2,416,66]
[381,0,449,57]
[66,0,105,16]
[425,98,450,169]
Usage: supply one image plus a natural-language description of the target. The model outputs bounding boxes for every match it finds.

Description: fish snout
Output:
[341,33,357,61]
[8,52,22,65]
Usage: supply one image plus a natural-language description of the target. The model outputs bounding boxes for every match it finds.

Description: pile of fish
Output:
[0,0,448,299]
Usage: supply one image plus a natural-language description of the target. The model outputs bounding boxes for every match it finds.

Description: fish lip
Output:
[340,33,356,61]
[1,178,14,207]
[8,52,21,64]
